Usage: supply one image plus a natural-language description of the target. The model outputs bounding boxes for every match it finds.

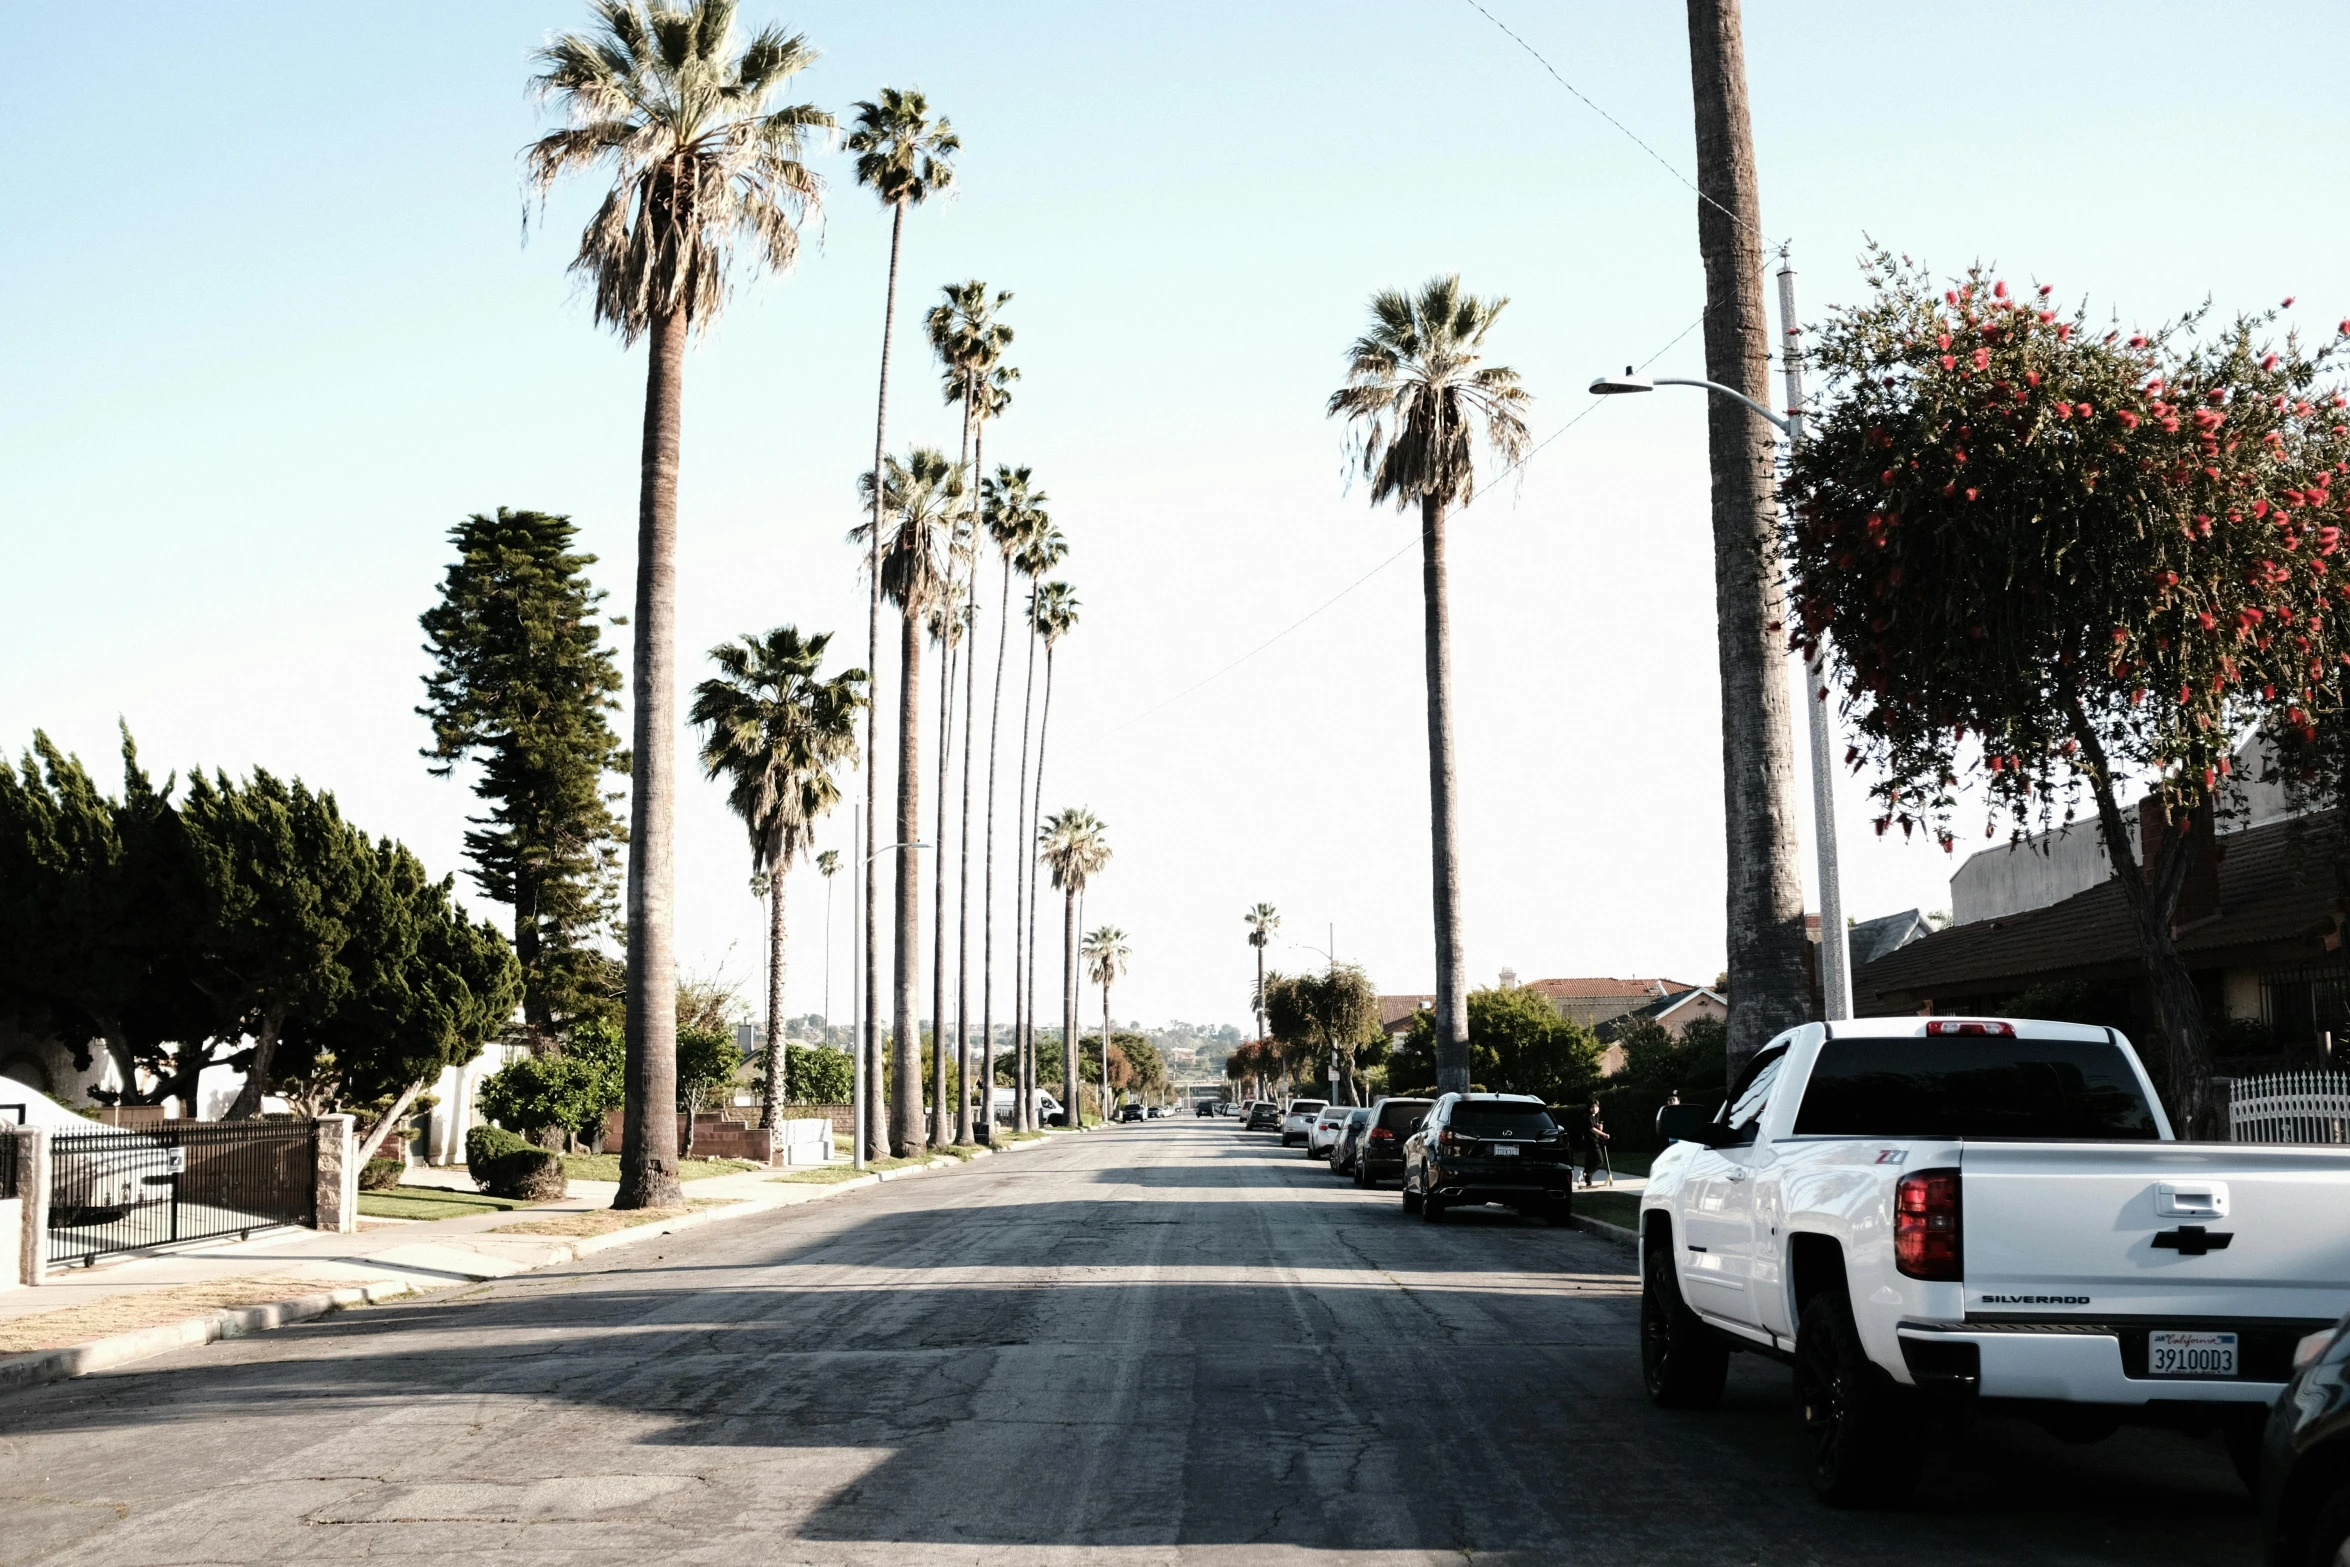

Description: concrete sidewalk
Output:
[0,1133,1056,1394]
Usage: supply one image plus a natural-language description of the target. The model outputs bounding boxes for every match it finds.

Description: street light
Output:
[850,832,929,1169]
[1588,256,1854,1020]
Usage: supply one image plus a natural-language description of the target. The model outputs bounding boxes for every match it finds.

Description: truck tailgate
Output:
[1960,1143,2350,1321]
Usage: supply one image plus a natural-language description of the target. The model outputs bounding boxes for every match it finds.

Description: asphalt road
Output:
[0,1120,2260,1565]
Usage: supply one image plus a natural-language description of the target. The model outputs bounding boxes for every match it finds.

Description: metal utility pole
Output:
[1776,252,1852,1021]
[851,802,864,1170]
[1687,0,1811,1078]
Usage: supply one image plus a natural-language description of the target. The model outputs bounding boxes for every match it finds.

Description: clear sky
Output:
[6,1,2346,1035]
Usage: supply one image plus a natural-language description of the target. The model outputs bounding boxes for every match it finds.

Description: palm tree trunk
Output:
[930,622,954,1150]
[1028,637,1056,1122]
[982,544,1014,1140]
[618,303,687,1209]
[762,856,787,1134]
[1687,0,1809,1082]
[891,606,925,1158]
[862,200,906,1165]
[1254,940,1266,1046]
[1062,885,1080,1125]
[1101,978,1112,1121]
[956,430,986,1145]
[1012,592,1041,1131]
[1416,492,1471,1097]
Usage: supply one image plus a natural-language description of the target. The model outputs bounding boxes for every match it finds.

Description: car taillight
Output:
[1895,1169,1962,1281]
[1369,1128,1395,1142]
[1438,1130,1464,1150]
[1926,1019,2014,1036]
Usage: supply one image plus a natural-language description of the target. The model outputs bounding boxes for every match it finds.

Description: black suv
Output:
[1353,1097,1433,1188]
[1400,1093,1573,1223]
[1244,1101,1280,1131]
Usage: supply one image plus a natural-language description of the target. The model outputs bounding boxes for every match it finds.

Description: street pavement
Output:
[0,1120,2258,1565]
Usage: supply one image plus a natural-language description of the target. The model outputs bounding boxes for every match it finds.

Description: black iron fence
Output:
[0,1129,20,1200]
[47,1120,318,1267]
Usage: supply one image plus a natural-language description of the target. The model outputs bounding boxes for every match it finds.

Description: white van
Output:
[987,1086,1066,1125]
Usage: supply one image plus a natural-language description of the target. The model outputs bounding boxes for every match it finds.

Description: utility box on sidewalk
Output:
[776,1118,833,1165]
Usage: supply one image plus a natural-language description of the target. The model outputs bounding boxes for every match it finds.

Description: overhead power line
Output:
[1457,0,1770,246]
[1069,311,1707,753]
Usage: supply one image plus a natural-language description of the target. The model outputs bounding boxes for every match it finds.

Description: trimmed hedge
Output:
[466,1125,568,1201]
[358,1155,408,1192]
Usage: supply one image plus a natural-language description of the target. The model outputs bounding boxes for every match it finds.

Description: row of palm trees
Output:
[528,0,1129,1196]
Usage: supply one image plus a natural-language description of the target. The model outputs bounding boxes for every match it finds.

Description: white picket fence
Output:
[2228,1069,2350,1144]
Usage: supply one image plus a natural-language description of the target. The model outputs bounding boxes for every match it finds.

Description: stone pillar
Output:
[313,1114,356,1234]
[17,1127,49,1286]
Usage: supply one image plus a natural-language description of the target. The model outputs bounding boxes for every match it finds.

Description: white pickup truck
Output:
[1638,1017,2350,1506]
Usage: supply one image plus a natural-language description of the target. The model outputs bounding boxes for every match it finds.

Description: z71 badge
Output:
[1873,1149,1907,1165]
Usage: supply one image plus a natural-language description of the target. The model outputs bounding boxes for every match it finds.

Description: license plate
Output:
[2149,1330,2237,1377]
[1491,1144,1520,1157]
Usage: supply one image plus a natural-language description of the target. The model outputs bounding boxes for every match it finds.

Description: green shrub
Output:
[465,1124,567,1201]
[358,1155,407,1192]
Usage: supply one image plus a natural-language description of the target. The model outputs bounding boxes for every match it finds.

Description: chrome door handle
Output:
[1725,1168,1748,1183]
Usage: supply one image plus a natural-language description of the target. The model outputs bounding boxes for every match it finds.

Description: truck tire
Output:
[1640,1243,1728,1409]
[1794,1290,1919,1506]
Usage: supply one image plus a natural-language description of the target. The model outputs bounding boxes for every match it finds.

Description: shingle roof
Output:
[1379,994,1434,1027]
[1853,813,2338,1007]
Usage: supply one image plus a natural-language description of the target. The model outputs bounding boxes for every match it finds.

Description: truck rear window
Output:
[1791,1038,2159,1140]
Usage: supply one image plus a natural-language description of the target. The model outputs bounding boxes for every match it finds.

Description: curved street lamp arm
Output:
[1652,377,1792,434]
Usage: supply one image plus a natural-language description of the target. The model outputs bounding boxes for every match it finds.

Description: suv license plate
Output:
[2148,1330,2237,1377]
[1491,1145,1520,1157]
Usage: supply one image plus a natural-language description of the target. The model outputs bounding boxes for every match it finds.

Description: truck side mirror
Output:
[1656,1103,1734,1148]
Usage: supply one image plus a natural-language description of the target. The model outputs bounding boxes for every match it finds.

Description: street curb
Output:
[0,1129,1049,1398]
[1569,1214,1639,1252]
[0,1278,420,1398]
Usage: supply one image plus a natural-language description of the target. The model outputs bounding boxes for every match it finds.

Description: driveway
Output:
[0,1121,2256,1563]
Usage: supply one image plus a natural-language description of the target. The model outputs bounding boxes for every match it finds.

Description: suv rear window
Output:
[1448,1103,1557,1136]
[1377,1101,1432,1130]
[1289,1102,1325,1116]
[1791,1037,2159,1140]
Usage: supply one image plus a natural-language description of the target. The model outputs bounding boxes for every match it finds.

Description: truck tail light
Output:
[1926,1019,2014,1036]
[1895,1169,1963,1281]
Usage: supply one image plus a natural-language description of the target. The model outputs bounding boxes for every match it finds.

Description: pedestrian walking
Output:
[1582,1098,1610,1188]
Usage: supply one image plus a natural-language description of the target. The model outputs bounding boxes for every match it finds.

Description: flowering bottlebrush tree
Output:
[1783,249,2350,1132]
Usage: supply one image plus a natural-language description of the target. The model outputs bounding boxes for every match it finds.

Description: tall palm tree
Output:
[855,447,963,1156]
[689,627,866,1132]
[1007,520,1067,1128]
[1688,0,1809,1078]
[848,86,958,1164]
[980,468,1047,1134]
[927,281,1014,1144]
[526,0,828,1208]
[1040,808,1111,1125]
[1243,903,1279,1046]
[1083,924,1128,1120]
[816,847,839,1024]
[1326,276,1529,1098]
[1023,576,1078,1124]
[955,371,1016,1142]
[924,587,968,1148]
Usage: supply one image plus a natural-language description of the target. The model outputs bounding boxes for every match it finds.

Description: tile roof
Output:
[1854,813,2340,1006]
[1379,994,1434,1027]
[1524,977,1696,1001]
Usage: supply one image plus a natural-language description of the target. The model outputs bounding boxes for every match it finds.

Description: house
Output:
[1521,976,1703,1034]
[1854,778,2350,1052]
[1377,994,1434,1039]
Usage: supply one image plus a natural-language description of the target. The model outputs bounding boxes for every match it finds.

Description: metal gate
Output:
[2228,1069,2350,1145]
[48,1120,318,1267]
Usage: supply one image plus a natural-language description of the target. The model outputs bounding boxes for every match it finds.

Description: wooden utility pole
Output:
[1686,0,1811,1079]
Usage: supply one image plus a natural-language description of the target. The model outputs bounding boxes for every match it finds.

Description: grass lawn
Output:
[555,1154,761,1183]
[1575,1190,1641,1232]
[770,1152,935,1183]
[356,1186,535,1222]
[494,1198,740,1238]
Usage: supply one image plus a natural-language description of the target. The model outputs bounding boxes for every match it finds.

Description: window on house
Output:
[2260,965,2350,1047]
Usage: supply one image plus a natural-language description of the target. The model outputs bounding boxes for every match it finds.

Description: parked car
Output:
[1354,1097,1433,1188]
[1195,1101,1218,1118]
[1639,1017,2350,1508]
[1330,1107,1373,1175]
[1245,1101,1280,1131]
[1114,1102,1145,1123]
[1307,1104,1351,1158]
[1280,1099,1328,1147]
[989,1087,1067,1126]
[2261,1311,2350,1566]
[0,1074,179,1227]
[1149,1105,1172,1118]
[1400,1093,1573,1224]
